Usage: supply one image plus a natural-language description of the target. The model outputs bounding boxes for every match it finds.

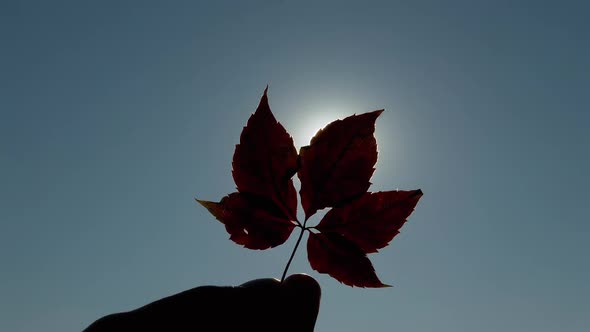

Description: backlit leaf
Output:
[298,110,383,220]
[197,87,423,288]
[307,232,389,288]
[316,190,423,253]
[232,86,299,221]
[197,193,295,250]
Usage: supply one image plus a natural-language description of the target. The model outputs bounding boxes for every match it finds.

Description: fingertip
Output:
[281,274,321,331]
[239,277,281,288]
[282,273,321,299]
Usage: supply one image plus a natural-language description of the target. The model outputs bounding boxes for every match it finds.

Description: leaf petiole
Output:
[280,224,309,282]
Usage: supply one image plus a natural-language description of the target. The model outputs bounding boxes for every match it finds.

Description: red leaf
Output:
[316,190,423,253]
[307,232,389,288]
[298,110,383,220]
[196,193,295,250]
[198,87,424,288]
[232,86,299,221]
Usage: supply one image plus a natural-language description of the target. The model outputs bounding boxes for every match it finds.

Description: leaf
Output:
[315,190,423,253]
[197,86,424,288]
[197,193,295,250]
[232,86,299,221]
[298,110,383,220]
[307,232,389,288]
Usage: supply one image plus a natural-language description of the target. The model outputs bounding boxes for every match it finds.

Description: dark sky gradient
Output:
[1,1,589,331]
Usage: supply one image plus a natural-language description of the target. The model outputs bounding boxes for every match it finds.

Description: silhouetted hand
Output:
[83,274,321,332]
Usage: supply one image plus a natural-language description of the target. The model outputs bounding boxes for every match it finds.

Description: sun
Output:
[289,106,350,148]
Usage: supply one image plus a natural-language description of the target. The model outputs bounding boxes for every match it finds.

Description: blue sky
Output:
[1,1,589,331]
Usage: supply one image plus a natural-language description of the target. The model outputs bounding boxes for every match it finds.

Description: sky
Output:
[1,1,589,331]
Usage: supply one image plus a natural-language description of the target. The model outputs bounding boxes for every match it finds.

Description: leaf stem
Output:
[280,225,306,282]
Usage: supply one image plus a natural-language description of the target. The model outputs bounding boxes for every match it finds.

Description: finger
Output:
[281,274,322,331]
[238,274,321,332]
[84,275,321,332]
[238,277,281,288]
[84,285,238,331]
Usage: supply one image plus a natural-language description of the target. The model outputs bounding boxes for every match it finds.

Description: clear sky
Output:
[1,1,589,331]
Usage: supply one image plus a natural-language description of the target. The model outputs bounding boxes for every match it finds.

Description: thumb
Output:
[239,274,321,332]
[281,274,322,331]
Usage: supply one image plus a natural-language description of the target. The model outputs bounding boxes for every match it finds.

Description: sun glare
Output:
[290,107,349,148]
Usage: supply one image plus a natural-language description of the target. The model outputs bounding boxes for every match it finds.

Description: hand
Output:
[83,274,321,332]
